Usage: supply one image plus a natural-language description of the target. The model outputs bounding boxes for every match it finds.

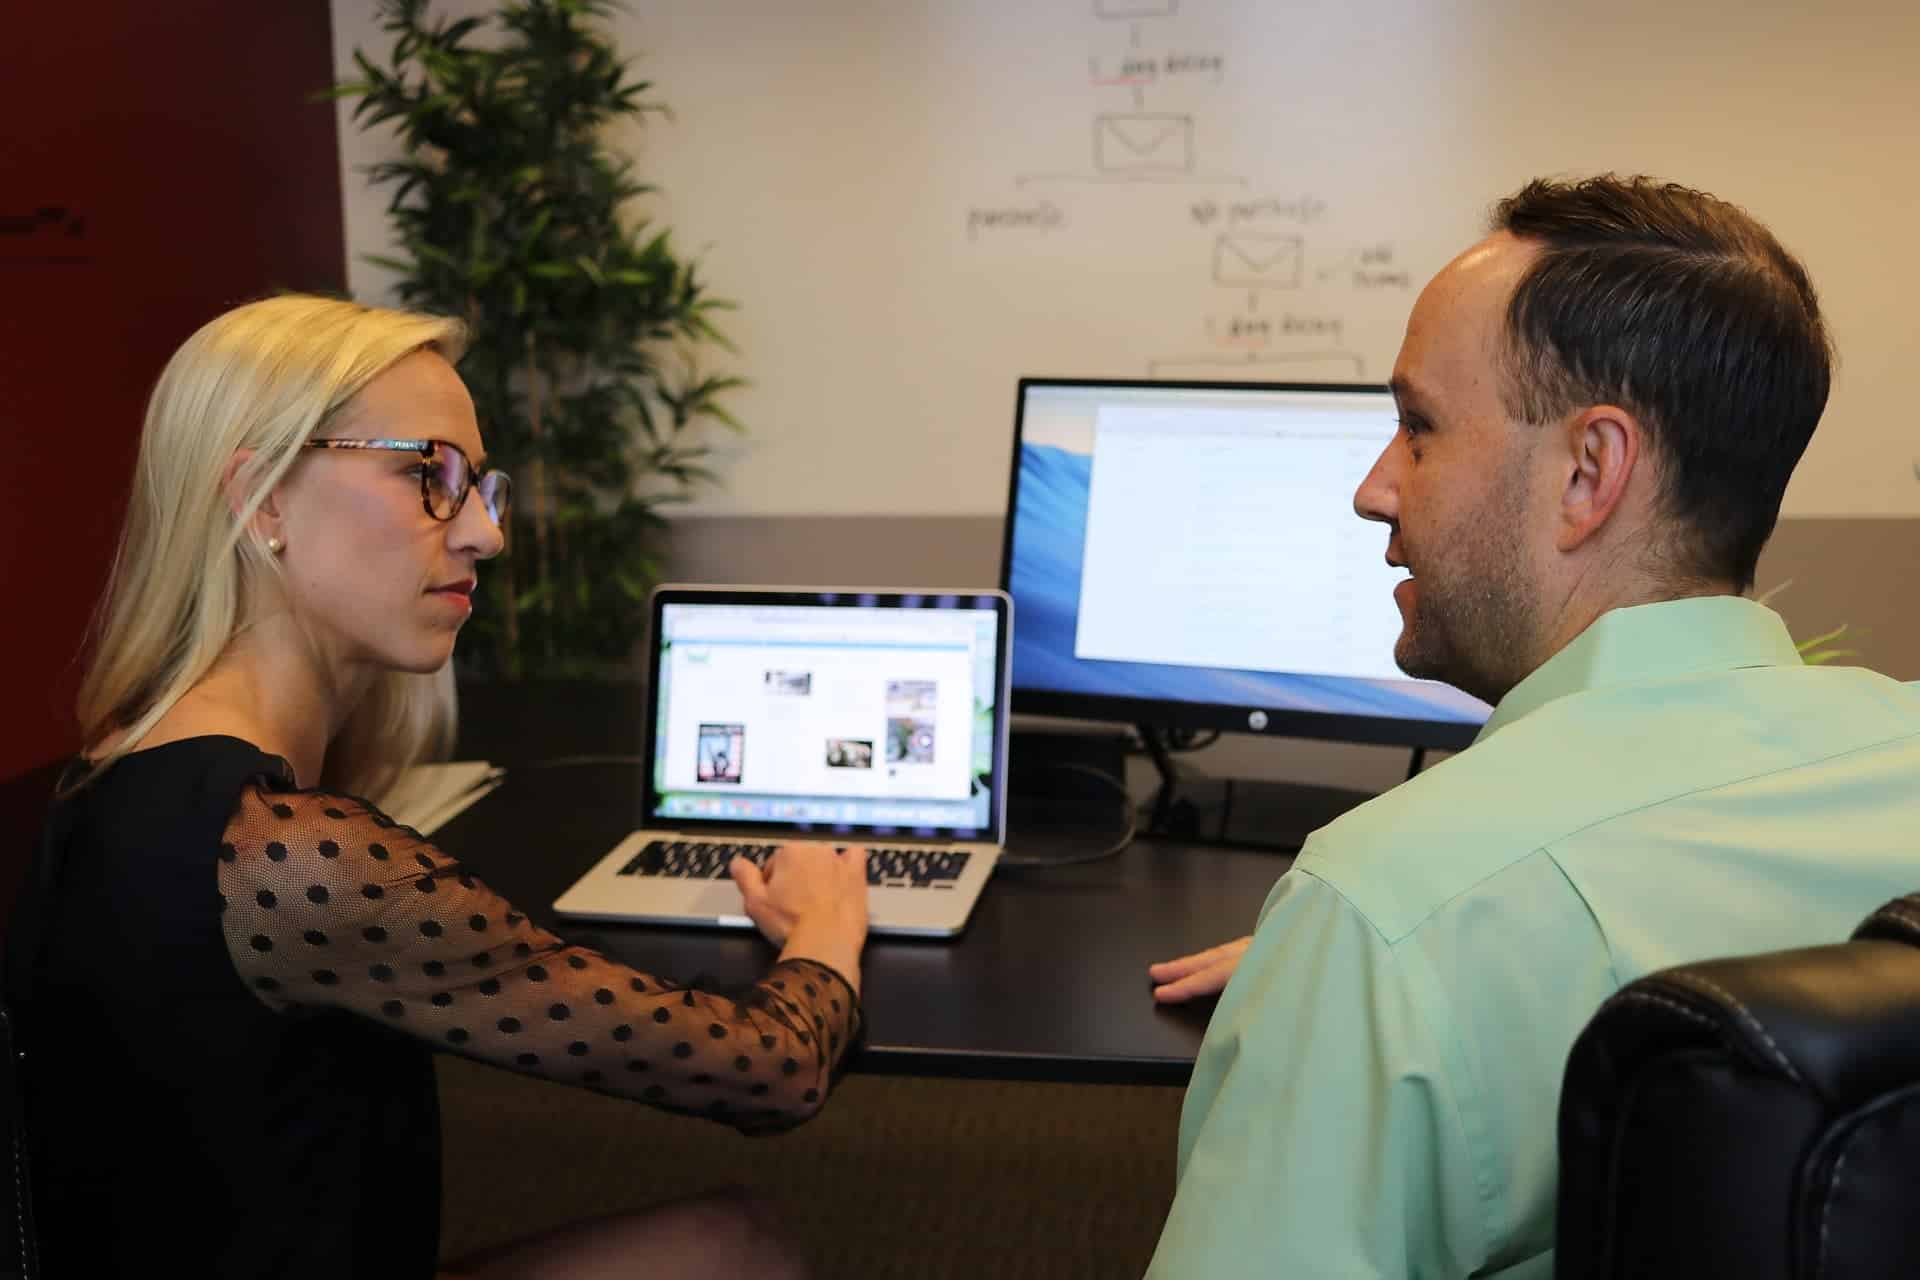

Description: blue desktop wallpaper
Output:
[1007,442,1489,726]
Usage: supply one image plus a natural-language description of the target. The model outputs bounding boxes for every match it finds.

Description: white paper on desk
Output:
[378,761,505,836]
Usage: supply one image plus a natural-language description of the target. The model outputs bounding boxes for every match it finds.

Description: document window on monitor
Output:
[1002,379,1492,744]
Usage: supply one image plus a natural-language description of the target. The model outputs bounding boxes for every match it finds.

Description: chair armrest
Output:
[1557,913,1920,1280]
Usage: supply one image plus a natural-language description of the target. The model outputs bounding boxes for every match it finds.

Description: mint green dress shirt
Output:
[1148,597,1920,1279]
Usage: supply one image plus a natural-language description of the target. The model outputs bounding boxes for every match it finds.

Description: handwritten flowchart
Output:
[964,0,1411,380]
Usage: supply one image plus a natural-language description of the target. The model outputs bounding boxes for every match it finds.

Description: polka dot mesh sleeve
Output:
[217,785,861,1133]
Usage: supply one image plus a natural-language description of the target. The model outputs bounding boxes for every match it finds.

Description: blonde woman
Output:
[9,295,869,1279]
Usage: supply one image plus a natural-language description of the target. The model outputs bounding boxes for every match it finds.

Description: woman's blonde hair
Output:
[74,294,471,799]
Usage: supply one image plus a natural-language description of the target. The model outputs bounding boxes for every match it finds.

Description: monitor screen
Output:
[1000,379,1491,749]
[645,589,1010,838]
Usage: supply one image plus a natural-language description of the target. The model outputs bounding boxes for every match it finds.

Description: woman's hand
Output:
[730,842,870,993]
[1147,935,1251,1004]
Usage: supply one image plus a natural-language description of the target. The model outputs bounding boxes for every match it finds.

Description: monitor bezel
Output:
[643,585,1015,840]
[998,376,1484,753]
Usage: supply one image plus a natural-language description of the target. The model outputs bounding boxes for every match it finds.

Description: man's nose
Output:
[1353,444,1399,525]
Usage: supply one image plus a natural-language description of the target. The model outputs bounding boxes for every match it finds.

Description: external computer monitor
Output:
[1000,378,1492,752]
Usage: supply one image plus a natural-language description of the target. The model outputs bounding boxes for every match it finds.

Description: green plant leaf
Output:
[337,0,742,680]
[1794,623,1851,653]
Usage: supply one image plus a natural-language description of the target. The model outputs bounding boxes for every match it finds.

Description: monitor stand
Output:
[1138,726,1377,853]
[1008,722,1379,854]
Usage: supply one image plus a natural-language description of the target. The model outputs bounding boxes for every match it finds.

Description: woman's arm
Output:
[218,784,860,1132]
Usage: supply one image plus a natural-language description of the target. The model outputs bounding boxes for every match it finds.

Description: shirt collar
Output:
[1474,595,1804,743]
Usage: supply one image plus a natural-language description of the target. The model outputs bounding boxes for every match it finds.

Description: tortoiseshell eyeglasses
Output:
[302,438,512,526]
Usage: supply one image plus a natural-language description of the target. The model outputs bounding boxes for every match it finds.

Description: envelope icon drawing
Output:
[1094,114,1194,174]
[1214,233,1304,289]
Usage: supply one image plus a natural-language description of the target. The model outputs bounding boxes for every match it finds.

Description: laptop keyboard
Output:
[618,840,972,889]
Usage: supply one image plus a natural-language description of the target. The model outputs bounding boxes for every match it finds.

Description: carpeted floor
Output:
[437,1055,1185,1278]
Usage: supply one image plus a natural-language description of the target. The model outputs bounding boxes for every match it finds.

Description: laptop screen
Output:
[645,589,1010,841]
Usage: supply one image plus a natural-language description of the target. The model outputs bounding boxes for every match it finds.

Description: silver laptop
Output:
[555,585,1013,937]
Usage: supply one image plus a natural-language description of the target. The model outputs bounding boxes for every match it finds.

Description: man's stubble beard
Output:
[1394,460,1541,707]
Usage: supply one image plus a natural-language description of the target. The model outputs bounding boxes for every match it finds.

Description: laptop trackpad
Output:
[683,880,750,925]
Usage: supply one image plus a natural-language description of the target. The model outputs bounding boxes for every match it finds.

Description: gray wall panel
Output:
[661,515,1918,682]
[659,514,1917,794]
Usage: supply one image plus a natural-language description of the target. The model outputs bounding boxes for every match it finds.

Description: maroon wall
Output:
[0,4,347,781]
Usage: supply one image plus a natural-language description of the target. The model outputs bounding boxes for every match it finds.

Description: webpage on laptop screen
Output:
[652,604,999,832]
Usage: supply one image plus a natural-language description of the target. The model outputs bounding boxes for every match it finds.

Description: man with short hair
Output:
[1144,176,1920,1278]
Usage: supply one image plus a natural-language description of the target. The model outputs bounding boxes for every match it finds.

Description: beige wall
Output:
[333,0,1920,522]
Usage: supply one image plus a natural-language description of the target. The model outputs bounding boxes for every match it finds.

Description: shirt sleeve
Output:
[1145,869,1492,1279]
[216,783,861,1135]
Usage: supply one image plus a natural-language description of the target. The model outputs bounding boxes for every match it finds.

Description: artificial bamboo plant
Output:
[335,0,741,677]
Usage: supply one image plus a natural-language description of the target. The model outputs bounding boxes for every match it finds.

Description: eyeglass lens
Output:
[426,444,511,524]
[475,470,512,525]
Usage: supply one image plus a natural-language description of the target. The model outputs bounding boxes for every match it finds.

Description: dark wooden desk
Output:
[444,682,1294,1084]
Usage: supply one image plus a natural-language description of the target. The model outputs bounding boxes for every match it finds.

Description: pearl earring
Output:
[267,536,284,555]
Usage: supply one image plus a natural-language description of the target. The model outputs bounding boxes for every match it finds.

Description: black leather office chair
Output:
[1556,892,1920,1279]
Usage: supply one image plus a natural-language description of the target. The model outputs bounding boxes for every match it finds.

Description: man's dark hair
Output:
[1490,175,1832,592]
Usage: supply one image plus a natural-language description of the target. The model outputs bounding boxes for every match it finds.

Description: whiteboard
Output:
[332,0,1920,519]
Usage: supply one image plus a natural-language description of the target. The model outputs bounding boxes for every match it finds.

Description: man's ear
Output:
[221,448,281,540]
[1555,405,1646,554]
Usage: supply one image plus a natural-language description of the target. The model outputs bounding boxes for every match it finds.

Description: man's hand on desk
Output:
[1148,936,1252,1004]
[731,842,871,994]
